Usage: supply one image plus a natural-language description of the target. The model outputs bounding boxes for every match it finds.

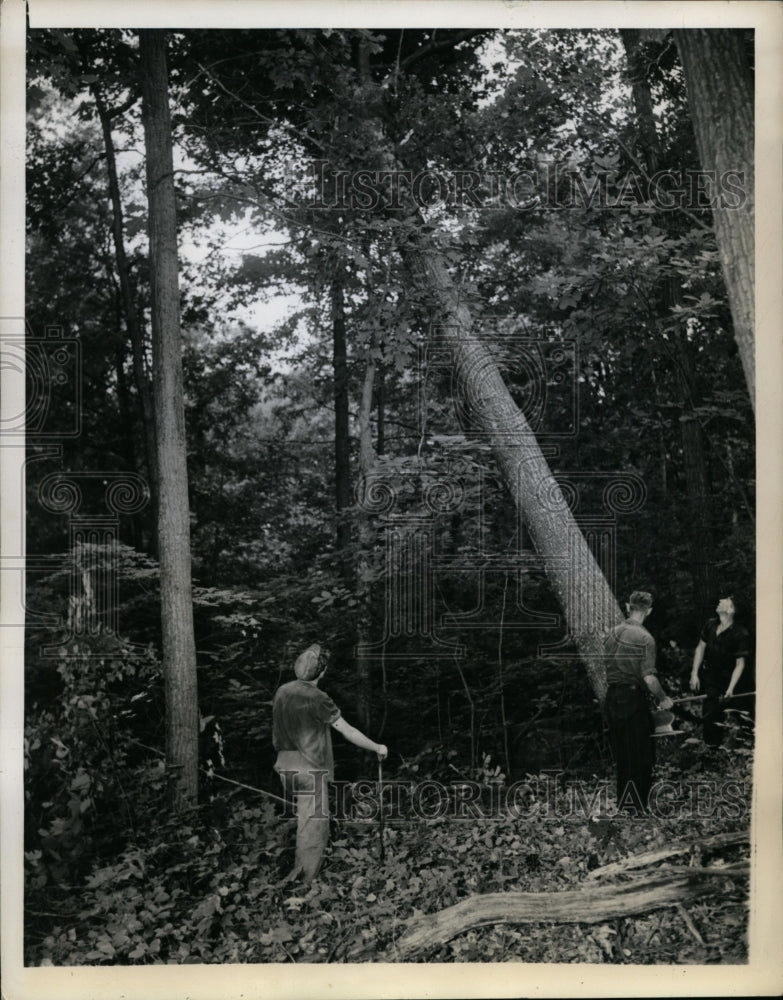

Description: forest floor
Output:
[27,729,753,967]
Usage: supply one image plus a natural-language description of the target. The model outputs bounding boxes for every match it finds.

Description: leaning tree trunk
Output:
[140,29,199,812]
[674,29,755,412]
[347,63,624,700]
[416,248,622,702]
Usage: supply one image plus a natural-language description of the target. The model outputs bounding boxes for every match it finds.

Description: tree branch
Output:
[399,29,491,72]
[586,829,748,881]
[361,864,747,960]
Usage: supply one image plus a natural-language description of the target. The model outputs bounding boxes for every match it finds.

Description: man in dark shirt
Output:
[690,594,751,746]
[603,591,673,814]
[272,643,388,881]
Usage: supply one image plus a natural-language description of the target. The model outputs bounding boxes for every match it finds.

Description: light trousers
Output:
[275,750,329,880]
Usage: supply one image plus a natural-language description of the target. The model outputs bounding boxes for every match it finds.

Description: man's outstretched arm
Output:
[332,716,388,758]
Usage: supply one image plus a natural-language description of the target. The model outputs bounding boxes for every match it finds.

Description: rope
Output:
[128,738,289,806]
[207,771,289,806]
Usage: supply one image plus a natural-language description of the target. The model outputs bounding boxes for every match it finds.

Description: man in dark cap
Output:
[272,643,388,881]
[603,591,673,815]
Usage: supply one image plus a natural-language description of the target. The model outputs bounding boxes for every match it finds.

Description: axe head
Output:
[651,708,685,737]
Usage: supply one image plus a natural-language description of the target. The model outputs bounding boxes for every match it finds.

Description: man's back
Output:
[604,620,657,688]
[272,679,340,775]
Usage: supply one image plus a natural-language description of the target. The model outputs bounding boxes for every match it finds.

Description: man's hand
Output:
[376,744,388,760]
[659,696,673,710]
[689,674,700,692]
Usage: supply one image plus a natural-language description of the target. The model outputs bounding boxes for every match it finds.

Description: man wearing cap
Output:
[272,643,388,881]
[603,591,673,815]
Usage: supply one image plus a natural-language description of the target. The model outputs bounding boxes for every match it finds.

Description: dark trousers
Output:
[702,672,727,747]
[605,685,654,814]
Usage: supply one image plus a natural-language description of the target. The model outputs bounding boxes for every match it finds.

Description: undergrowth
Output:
[26,734,751,966]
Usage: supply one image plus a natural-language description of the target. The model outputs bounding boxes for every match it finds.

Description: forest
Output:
[19,23,760,971]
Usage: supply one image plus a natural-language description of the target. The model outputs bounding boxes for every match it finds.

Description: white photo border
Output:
[3,1,781,997]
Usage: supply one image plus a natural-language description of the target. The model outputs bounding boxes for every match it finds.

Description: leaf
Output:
[591,923,616,958]
[270,924,294,944]
[69,770,90,792]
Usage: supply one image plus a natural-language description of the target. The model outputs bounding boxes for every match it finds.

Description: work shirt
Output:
[700,618,750,681]
[272,680,341,779]
[603,619,657,691]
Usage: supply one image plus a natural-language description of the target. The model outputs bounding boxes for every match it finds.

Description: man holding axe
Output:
[603,591,673,815]
[272,643,388,881]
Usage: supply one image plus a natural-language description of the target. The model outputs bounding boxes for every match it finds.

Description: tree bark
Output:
[111,332,144,549]
[621,29,718,617]
[94,85,159,530]
[376,365,385,456]
[139,29,199,812]
[674,29,755,411]
[619,29,662,174]
[351,48,623,700]
[680,413,716,623]
[416,248,621,702]
[354,358,376,731]
[358,865,747,960]
[332,277,352,570]
[586,829,748,881]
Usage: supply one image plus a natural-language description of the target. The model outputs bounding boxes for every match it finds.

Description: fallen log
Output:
[633,862,748,878]
[585,830,748,881]
[366,865,748,961]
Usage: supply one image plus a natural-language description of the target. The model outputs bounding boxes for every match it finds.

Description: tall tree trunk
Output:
[621,30,717,618]
[674,29,755,411]
[376,365,385,456]
[332,277,352,571]
[93,85,159,528]
[140,28,199,813]
[680,413,715,624]
[417,248,622,702]
[111,331,143,550]
[619,29,662,174]
[107,275,138,473]
[670,323,717,619]
[354,357,376,730]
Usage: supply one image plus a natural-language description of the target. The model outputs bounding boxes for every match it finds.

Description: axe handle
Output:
[377,756,385,863]
[673,691,755,705]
